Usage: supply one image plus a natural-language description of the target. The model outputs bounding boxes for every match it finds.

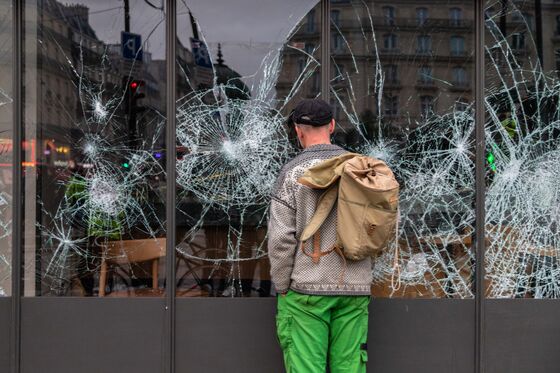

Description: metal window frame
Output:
[474,1,486,372]
[321,0,330,100]
[11,0,23,372]
[164,1,177,372]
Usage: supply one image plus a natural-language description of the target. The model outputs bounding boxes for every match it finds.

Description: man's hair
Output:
[295,122,330,131]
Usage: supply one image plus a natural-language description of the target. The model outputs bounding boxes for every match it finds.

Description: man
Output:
[268,99,371,373]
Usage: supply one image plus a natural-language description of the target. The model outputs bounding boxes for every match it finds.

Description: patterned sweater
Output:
[268,144,372,295]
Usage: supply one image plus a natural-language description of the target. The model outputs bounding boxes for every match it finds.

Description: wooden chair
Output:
[98,238,166,297]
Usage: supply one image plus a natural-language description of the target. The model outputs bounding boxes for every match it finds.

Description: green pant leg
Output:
[276,290,330,373]
[328,296,370,373]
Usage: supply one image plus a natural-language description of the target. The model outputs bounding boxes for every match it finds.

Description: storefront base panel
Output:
[369,299,475,373]
[485,300,560,373]
[176,298,475,373]
[10,297,560,372]
[176,297,284,372]
[20,298,165,373]
[0,297,11,372]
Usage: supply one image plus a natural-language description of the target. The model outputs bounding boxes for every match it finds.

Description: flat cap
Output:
[289,99,333,127]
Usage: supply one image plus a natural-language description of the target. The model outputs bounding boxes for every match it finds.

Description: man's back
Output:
[268,143,373,295]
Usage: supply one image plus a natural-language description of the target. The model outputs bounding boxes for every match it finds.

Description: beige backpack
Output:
[298,153,399,262]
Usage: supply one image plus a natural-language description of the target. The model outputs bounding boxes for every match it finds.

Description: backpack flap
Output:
[298,153,358,189]
[337,156,399,260]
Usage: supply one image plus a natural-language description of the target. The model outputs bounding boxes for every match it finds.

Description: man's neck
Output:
[304,139,331,149]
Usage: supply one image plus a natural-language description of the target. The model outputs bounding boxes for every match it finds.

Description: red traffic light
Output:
[130,81,138,90]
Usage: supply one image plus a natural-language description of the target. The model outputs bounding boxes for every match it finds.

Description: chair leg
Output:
[152,258,159,290]
[99,260,107,297]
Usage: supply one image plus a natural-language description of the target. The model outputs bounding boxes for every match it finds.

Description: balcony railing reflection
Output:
[416,80,438,90]
[334,17,474,30]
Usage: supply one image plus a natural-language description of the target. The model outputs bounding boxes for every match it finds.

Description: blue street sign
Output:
[190,38,212,68]
[122,32,143,61]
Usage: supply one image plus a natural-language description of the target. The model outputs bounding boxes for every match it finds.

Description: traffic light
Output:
[129,79,146,116]
[487,152,496,173]
[122,77,146,147]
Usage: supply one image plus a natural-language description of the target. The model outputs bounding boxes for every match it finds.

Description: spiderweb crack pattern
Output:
[0,7,12,295]
[32,11,167,293]
[0,191,10,296]
[174,4,319,297]
[176,91,292,210]
[484,0,560,298]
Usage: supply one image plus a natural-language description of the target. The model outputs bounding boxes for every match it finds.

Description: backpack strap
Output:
[299,183,338,264]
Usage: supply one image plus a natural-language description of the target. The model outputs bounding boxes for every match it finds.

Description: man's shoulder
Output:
[272,144,347,197]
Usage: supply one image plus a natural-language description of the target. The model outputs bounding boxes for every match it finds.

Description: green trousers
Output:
[276,290,370,373]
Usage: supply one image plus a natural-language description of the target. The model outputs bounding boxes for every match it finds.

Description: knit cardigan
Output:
[268,144,372,295]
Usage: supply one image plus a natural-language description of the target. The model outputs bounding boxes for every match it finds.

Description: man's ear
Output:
[294,125,304,141]
[329,119,335,134]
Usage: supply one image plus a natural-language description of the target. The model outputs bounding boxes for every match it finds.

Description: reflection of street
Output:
[24,0,168,296]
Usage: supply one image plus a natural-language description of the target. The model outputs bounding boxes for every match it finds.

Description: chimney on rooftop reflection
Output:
[217,44,224,66]
[189,11,199,40]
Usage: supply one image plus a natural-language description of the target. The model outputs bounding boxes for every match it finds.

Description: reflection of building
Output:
[485,0,560,79]
[32,1,165,171]
[175,21,249,101]
[213,44,250,100]
[277,1,475,140]
[24,1,168,295]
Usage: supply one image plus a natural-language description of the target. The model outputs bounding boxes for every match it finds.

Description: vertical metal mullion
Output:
[165,1,176,373]
[474,0,486,372]
[11,0,23,372]
[320,0,330,100]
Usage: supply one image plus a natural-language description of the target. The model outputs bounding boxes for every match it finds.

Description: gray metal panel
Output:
[0,297,11,372]
[20,298,165,373]
[485,300,560,373]
[370,299,474,373]
[176,298,475,373]
[176,298,283,373]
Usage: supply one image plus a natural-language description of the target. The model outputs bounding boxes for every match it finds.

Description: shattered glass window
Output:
[0,0,12,296]
[484,0,560,298]
[175,0,320,297]
[330,1,476,298]
[23,0,167,296]
[23,0,560,301]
